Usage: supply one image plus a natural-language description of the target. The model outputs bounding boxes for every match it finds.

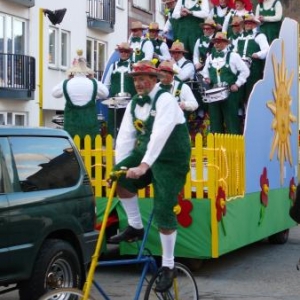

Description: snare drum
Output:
[203,86,230,103]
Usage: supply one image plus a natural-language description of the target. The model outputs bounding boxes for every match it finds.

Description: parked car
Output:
[0,126,98,300]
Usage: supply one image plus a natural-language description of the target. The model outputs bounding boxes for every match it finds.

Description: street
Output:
[3,226,300,300]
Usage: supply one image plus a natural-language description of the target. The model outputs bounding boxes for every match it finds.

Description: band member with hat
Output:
[201,32,249,134]
[172,0,210,59]
[108,60,191,293]
[236,15,269,107]
[103,42,137,137]
[52,50,109,142]
[228,15,244,50]
[169,40,195,82]
[147,22,171,66]
[193,17,217,72]
[129,21,154,63]
[255,0,283,44]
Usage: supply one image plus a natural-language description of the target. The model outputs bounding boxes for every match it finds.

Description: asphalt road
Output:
[2,226,300,300]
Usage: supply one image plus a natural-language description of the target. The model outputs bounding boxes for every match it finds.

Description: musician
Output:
[209,0,231,32]
[162,0,179,48]
[103,42,137,137]
[129,21,154,63]
[228,16,244,51]
[172,0,210,59]
[222,0,254,38]
[255,0,283,44]
[201,32,249,134]
[157,60,198,114]
[169,40,195,82]
[147,22,171,66]
[52,50,109,143]
[236,15,269,107]
[193,18,217,72]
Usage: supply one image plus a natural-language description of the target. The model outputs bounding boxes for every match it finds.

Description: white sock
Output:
[159,231,177,269]
[119,195,143,229]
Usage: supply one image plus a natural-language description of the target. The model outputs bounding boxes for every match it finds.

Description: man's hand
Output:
[127,163,150,179]
[230,84,239,92]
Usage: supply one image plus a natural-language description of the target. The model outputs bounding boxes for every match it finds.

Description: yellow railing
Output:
[74,133,245,200]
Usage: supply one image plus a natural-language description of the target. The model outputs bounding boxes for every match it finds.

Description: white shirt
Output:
[173,57,195,82]
[255,0,283,22]
[222,9,254,34]
[130,38,154,62]
[154,41,172,62]
[52,75,109,106]
[115,85,186,167]
[156,80,198,112]
[193,34,214,65]
[201,50,250,88]
[173,0,210,20]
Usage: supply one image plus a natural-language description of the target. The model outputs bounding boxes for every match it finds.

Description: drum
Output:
[102,96,130,109]
[202,86,230,103]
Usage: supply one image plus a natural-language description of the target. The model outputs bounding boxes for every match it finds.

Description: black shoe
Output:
[154,266,177,293]
[108,226,144,244]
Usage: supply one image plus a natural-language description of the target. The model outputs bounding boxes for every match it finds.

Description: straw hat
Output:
[169,40,188,53]
[244,15,261,25]
[66,50,93,77]
[115,42,133,52]
[211,32,230,44]
[230,16,244,26]
[200,18,217,29]
[129,61,160,77]
[131,21,143,30]
[148,22,161,31]
[158,60,177,74]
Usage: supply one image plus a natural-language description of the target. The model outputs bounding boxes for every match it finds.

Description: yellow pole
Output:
[39,8,44,126]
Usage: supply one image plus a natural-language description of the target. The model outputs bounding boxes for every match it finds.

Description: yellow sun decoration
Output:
[266,41,296,185]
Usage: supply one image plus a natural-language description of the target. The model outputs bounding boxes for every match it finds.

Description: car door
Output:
[0,138,11,278]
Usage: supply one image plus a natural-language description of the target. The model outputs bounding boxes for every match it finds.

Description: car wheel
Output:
[268,229,289,244]
[19,239,82,300]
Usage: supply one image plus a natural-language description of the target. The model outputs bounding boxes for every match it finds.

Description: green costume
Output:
[257,0,282,44]
[113,90,191,229]
[62,78,99,141]
[207,52,241,134]
[107,60,136,137]
[130,38,147,63]
[176,0,205,59]
[237,31,265,105]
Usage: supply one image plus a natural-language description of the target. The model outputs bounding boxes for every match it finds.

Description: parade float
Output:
[76,17,299,261]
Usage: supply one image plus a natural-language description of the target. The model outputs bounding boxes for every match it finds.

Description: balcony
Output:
[6,0,35,8]
[86,0,116,33]
[0,53,36,100]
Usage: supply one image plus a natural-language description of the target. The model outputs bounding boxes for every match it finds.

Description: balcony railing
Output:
[0,53,36,100]
[86,0,116,33]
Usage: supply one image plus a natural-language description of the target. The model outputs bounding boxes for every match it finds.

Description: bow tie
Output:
[118,60,129,67]
[160,84,172,91]
[131,37,141,43]
[214,51,225,59]
[133,94,151,107]
[244,30,254,37]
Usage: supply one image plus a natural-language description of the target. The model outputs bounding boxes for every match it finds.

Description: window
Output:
[132,0,151,11]
[0,112,27,126]
[10,137,80,191]
[48,27,70,69]
[86,39,106,80]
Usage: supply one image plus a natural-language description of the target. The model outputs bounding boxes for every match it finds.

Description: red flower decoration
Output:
[174,193,193,227]
[216,186,226,222]
[289,177,296,202]
[260,167,269,206]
